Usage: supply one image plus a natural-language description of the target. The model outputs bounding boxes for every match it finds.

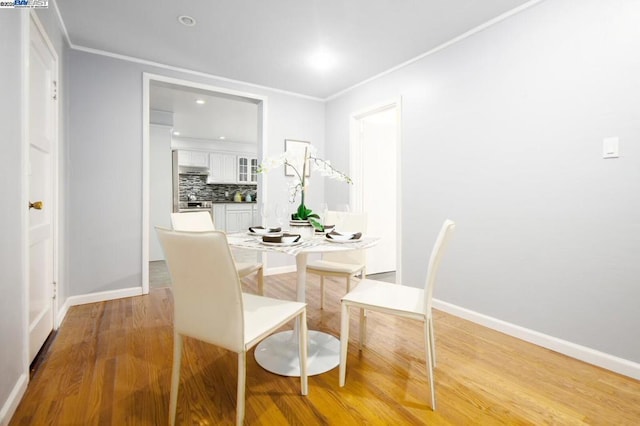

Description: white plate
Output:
[261,240,303,247]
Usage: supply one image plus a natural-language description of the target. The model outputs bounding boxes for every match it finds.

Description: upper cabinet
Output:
[237,156,258,184]
[207,152,237,184]
[177,150,209,167]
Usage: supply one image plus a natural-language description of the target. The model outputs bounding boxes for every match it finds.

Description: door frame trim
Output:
[349,97,402,282]
[141,73,268,293]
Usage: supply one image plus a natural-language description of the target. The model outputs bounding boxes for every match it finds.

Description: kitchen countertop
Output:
[212,200,257,204]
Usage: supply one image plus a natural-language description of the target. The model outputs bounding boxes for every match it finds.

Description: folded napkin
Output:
[263,233,301,243]
[326,230,362,240]
[248,226,282,234]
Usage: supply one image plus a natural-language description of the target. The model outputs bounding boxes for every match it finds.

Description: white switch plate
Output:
[603,137,619,158]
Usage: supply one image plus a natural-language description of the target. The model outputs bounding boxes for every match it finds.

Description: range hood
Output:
[178,165,210,176]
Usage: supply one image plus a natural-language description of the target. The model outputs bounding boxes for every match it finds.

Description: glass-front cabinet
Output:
[237,157,249,183]
[237,156,258,183]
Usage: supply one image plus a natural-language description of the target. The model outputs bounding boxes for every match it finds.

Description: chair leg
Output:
[428,317,436,367]
[298,309,309,395]
[237,351,246,425]
[359,308,367,349]
[320,276,325,310]
[169,333,183,426]
[346,274,351,292]
[424,321,436,410]
[257,268,264,296]
[339,302,350,387]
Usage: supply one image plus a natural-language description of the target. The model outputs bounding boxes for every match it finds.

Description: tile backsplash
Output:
[179,175,257,202]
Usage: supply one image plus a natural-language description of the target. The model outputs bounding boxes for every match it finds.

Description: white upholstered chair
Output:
[306,211,367,309]
[339,219,455,410]
[156,227,308,426]
[170,212,265,295]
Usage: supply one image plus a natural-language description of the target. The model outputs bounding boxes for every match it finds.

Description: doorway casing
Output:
[349,98,402,281]
[142,73,268,293]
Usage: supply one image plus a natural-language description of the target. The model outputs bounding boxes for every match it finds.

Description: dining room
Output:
[2,0,640,424]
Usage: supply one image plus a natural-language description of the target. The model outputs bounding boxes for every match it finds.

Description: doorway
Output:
[27,13,59,362]
[142,74,267,293]
[350,99,401,278]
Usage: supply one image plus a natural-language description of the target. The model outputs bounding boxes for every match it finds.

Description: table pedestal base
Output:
[254,330,339,377]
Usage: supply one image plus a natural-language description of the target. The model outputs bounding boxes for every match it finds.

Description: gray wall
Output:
[66,50,326,293]
[326,0,640,362]
[0,11,27,415]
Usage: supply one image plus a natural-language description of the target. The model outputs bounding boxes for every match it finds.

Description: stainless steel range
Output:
[177,200,213,213]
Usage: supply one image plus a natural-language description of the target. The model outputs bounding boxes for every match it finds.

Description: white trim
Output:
[19,6,30,390]
[349,98,402,282]
[326,0,544,101]
[142,73,268,290]
[433,299,640,380]
[64,287,143,308]
[0,373,28,426]
[264,265,297,276]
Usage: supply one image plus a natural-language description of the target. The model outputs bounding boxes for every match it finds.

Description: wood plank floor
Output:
[10,272,640,425]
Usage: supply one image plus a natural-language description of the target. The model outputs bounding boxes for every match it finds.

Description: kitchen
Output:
[149,80,261,262]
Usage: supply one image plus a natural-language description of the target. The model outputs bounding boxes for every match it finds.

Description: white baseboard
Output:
[66,287,143,307]
[264,265,296,276]
[433,299,640,380]
[0,372,28,426]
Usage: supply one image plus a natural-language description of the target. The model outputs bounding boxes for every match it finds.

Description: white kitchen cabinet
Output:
[237,156,258,184]
[178,150,209,167]
[225,203,257,233]
[212,204,226,230]
[208,153,236,183]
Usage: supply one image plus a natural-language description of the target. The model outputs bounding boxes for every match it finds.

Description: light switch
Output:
[603,137,619,159]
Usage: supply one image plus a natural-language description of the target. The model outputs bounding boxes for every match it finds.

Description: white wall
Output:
[326,0,640,364]
[0,11,27,423]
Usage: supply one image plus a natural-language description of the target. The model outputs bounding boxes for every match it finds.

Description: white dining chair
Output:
[338,219,455,410]
[170,212,265,295]
[156,227,308,426]
[306,211,368,309]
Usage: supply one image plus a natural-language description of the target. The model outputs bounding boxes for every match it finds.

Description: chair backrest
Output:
[155,227,245,352]
[424,219,456,316]
[323,211,368,265]
[170,211,215,231]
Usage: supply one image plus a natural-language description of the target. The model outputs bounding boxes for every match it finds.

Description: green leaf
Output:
[308,217,323,231]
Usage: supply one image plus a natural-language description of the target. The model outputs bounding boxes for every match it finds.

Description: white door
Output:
[28,15,57,362]
[351,104,399,275]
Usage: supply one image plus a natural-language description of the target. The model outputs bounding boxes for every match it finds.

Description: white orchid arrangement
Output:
[258,145,352,230]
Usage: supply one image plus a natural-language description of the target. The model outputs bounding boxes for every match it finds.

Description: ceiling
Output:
[57,0,536,143]
[56,0,535,100]
[149,81,259,143]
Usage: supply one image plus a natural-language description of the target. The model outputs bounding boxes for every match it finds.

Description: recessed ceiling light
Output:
[219,136,226,140]
[195,99,206,105]
[173,131,180,136]
[178,15,196,27]
[308,47,337,72]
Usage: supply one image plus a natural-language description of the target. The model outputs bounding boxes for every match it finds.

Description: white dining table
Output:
[227,232,379,377]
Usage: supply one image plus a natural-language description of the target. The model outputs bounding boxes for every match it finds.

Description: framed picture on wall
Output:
[284,139,311,177]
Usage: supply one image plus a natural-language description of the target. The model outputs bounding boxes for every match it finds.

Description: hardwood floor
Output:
[10,272,640,425]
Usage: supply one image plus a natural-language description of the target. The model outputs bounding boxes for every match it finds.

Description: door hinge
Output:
[52,80,57,101]
[52,281,57,300]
